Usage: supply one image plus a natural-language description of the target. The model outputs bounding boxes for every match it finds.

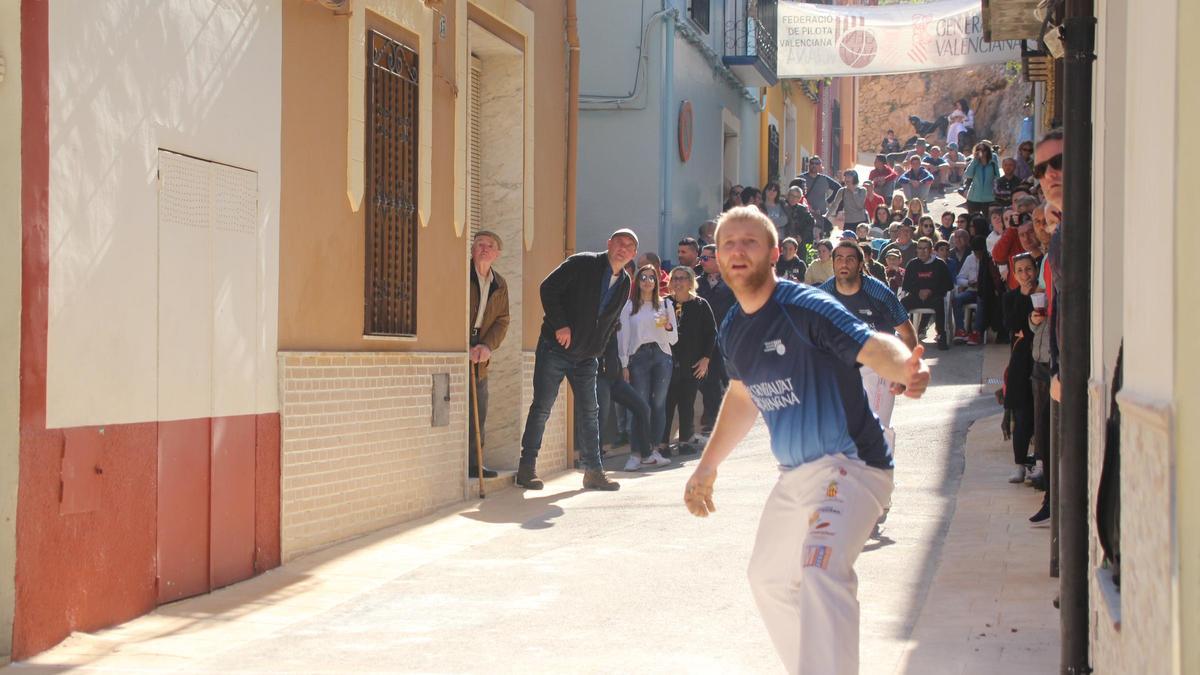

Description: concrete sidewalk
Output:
[894,344,1059,674]
[9,346,1061,674]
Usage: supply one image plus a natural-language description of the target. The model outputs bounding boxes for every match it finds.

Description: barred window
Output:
[365,30,419,336]
[688,0,710,33]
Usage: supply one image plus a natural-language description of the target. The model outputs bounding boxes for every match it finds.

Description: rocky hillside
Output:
[857,63,1031,158]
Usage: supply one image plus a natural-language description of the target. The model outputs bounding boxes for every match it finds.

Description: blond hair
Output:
[715,205,779,249]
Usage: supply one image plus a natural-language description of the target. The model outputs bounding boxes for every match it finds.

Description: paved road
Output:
[20,340,1002,674]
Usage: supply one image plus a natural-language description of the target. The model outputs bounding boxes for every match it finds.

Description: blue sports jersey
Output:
[818,275,909,334]
[718,280,892,470]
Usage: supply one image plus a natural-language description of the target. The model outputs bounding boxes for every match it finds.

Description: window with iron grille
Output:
[768,123,780,183]
[365,30,419,336]
[688,0,710,33]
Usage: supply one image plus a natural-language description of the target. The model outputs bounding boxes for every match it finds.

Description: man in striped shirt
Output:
[684,207,929,674]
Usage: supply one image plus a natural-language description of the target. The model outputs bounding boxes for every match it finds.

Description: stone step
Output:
[468,469,516,498]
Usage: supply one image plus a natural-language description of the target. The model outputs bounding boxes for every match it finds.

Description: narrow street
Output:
[14,344,1057,674]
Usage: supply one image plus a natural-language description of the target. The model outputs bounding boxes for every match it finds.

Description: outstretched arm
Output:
[684,379,760,517]
[856,333,930,398]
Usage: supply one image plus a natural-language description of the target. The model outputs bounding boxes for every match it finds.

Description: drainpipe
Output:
[566,0,580,256]
[658,6,675,256]
[565,0,580,457]
[1058,0,1095,672]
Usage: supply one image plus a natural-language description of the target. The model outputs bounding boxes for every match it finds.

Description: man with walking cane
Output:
[469,230,510,482]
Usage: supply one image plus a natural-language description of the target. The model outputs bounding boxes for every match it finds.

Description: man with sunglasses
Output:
[1014,140,1036,182]
[698,244,735,434]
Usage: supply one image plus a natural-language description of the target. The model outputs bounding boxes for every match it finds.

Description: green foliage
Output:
[804,243,817,265]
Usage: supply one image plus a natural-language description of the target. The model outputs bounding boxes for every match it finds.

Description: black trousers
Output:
[901,293,947,341]
[663,363,701,444]
[1011,404,1035,466]
[468,372,488,468]
[1032,363,1052,464]
[699,350,728,429]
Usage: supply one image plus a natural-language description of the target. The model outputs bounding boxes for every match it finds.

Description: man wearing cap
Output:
[469,230,510,479]
[880,221,919,266]
[516,229,639,491]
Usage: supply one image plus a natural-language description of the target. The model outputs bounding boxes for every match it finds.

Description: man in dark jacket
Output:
[901,237,955,350]
[517,229,639,491]
[697,244,735,433]
[469,231,510,479]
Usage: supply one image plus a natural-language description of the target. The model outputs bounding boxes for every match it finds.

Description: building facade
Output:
[1088,0,1198,671]
[7,0,578,661]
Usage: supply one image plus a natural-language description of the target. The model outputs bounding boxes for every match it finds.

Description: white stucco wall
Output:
[46,0,281,427]
[576,0,762,258]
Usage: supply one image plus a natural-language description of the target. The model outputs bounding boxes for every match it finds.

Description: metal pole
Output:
[1059,1,1095,672]
[1050,399,1059,578]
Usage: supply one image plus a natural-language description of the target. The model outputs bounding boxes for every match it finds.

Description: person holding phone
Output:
[1002,253,1039,483]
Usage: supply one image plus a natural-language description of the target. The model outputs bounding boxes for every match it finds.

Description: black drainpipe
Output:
[1059,0,1096,672]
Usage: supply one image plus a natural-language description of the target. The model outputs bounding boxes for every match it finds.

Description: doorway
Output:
[466,22,524,470]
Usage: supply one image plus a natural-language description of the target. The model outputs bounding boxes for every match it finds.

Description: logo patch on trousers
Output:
[826,481,839,498]
[804,545,832,570]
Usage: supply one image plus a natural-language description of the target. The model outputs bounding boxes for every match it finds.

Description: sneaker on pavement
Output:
[642,450,671,468]
[1008,465,1028,483]
[688,433,709,445]
[1027,464,1044,483]
[1030,501,1050,525]
[623,454,643,472]
[676,442,698,455]
[953,329,967,344]
[966,331,981,346]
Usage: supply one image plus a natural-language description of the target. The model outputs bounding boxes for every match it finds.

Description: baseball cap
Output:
[840,230,859,240]
[610,228,639,246]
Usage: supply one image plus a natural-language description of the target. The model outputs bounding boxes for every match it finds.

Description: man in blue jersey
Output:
[684,207,929,675]
[820,240,918,451]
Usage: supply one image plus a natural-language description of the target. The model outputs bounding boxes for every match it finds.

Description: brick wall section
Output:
[278,352,468,561]
[522,351,570,475]
[278,351,570,561]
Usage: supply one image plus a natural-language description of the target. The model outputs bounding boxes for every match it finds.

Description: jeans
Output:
[951,289,982,332]
[700,349,729,429]
[628,344,672,451]
[594,376,652,458]
[1032,362,1052,464]
[521,338,603,470]
[902,293,947,342]
[663,361,701,444]
[900,182,930,203]
[468,371,488,468]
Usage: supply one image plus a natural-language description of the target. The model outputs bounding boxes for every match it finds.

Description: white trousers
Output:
[747,454,895,675]
[860,365,896,451]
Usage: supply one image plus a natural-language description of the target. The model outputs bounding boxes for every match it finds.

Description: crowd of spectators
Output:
[591,116,1062,527]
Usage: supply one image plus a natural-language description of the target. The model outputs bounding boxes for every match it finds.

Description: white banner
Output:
[777,0,1023,78]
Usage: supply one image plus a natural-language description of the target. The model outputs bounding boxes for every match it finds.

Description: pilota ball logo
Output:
[839,28,878,69]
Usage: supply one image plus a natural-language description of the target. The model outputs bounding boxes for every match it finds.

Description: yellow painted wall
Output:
[1176,0,1199,668]
[790,86,817,162]
[278,0,568,352]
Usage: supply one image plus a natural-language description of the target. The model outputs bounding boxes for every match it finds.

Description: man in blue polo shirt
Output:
[684,207,930,675]
[820,239,917,451]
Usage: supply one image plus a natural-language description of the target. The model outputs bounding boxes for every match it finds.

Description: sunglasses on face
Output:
[637,274,656,281]
[698,255,713,262]
[1034,153,1062,179]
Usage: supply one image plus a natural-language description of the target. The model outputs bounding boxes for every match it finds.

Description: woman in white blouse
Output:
[618,263,678,470]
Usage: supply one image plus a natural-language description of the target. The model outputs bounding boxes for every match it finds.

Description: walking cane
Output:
[469,361,486,498]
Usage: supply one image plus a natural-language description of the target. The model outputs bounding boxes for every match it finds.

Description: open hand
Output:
[692,357,710,380]
[684,466,718,517]
[902,344,930,398]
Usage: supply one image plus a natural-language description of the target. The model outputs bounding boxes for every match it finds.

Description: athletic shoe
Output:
[676,442,698,455]
[688,433,709,445]
[1008,465,1027,483]
[642,450,671,468]
[1027,464,1044,483]
[954,329,967,344]
[1029,502,1050,525]
[622,455,643,472]
[966,331,981,346]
